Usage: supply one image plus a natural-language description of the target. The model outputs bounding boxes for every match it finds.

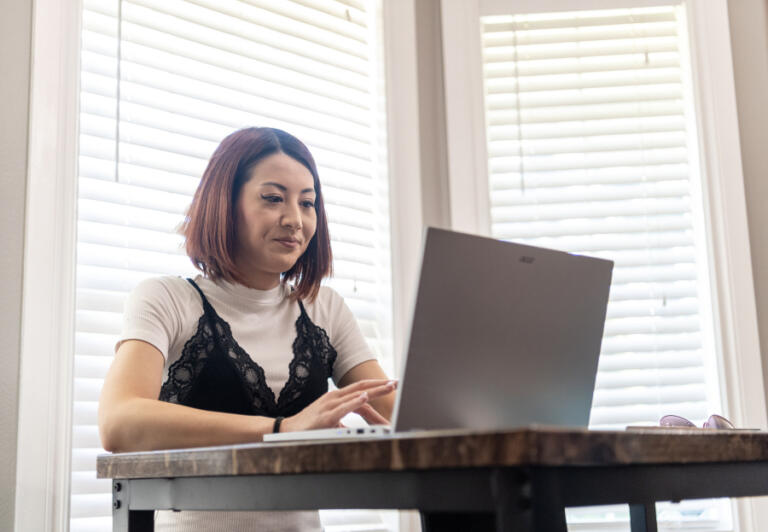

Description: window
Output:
[480,3,718,431]
[71,0,393,530]
[482,3,729,528]
[441,0,755,529]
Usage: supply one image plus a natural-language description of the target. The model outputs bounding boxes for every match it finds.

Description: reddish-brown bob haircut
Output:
[182,127,332,302]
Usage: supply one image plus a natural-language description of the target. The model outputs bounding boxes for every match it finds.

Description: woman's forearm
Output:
[99,397,274,453]
[368,390,396,421]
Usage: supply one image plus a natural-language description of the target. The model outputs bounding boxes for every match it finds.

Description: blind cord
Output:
[511,16,525,195]
[114,0,123,183]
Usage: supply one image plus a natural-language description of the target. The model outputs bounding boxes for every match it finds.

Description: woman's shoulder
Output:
[300,284,353,326]
[127,276,202,315]
[132,275,196,299]
[308,284,346,310]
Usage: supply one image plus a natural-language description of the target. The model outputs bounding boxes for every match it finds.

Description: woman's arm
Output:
[98,339,275,452]
[337,360,397,421]
[98,340,394,452]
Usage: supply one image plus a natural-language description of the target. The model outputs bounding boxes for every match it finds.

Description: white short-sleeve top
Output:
[116,274,376,532]
[119,275,375,397]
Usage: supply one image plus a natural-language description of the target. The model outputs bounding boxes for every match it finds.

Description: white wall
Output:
[0,0,32,529]
[728,0,768,410]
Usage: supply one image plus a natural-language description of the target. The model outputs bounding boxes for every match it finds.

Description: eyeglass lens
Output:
[659,414,734,429]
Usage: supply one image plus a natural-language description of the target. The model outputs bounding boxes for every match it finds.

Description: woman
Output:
[98,127,396,531]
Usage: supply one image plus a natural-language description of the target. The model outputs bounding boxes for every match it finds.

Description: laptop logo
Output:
[520,256,535,264]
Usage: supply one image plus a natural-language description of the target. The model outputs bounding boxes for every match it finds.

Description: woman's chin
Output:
[265,259,302,279]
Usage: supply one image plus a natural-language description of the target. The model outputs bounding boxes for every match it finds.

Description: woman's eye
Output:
[302,201,315,209]
[262,195,282,203]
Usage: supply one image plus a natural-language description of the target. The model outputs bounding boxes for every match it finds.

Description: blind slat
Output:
[483,20,677,47]
[492,197,691,222]
[483,11,676,33]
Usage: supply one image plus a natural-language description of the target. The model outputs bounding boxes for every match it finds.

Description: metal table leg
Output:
[420,512,495,531]
[529,469,568,532]
[629,502,658,532]
[113,480,154,532]
[491,468,568,532]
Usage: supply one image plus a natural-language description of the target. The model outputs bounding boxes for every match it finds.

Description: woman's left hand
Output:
[354,402,390,425]
[281,379,395,432]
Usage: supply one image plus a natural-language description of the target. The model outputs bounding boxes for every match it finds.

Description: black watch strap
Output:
[273,416,285,433]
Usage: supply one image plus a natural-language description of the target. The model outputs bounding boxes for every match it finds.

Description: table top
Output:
[96,426,768,480]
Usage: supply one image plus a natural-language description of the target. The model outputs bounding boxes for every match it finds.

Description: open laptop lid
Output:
[391,227,613,432]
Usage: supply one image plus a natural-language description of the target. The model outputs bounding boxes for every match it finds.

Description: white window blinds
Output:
[481,2,721,430]
[72,1,393,531]
[480,3,729,528]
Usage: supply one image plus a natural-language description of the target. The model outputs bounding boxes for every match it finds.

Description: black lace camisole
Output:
[158,278,338,417]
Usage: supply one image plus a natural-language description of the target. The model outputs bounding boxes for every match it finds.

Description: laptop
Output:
[264,227,613,442]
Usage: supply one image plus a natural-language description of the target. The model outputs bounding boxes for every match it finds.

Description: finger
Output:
[320,380,388,402]
[341,383,395,406]
[340,381,396,402]
[354,403,389,426]
[362,382,397,399]
[338,379,395,394]
[317,379,397,415]
[321,380,395,411]
[321,389,373,411]
[326,391,369,424]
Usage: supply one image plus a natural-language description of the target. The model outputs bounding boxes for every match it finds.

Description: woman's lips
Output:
[274,238,300,249]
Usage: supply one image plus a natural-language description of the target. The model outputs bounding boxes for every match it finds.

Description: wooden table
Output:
[97,427,768,531]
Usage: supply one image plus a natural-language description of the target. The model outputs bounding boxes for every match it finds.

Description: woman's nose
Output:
[281,203,302,230]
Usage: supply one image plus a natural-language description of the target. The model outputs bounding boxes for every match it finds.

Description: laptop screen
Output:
[392,227,613,432]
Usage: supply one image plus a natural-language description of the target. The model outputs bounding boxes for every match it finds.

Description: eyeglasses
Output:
[659,414,734,430]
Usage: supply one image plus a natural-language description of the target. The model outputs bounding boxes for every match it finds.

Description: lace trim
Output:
[158,312,215,405]
[276,302,338,411]
[210,314,276,413]
[158,280,337,416]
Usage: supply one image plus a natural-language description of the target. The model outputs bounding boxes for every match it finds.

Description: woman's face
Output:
[233,152,318,289]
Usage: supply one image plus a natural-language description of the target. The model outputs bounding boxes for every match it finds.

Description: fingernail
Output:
[360,392,368,401]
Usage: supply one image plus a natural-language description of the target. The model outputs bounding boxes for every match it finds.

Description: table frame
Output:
[111,461,768,532]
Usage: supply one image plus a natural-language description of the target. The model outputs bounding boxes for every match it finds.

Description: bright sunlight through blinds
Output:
[480,4,729,528]
[71,1,393,530]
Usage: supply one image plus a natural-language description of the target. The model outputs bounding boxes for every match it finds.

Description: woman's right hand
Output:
[281,379,396,433]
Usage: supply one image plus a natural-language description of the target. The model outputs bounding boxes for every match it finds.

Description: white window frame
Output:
[440,0,768,530]
[381,3,425,528]
[14,0,81,530]
[16,0,427,530]
[382,0,425,369]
